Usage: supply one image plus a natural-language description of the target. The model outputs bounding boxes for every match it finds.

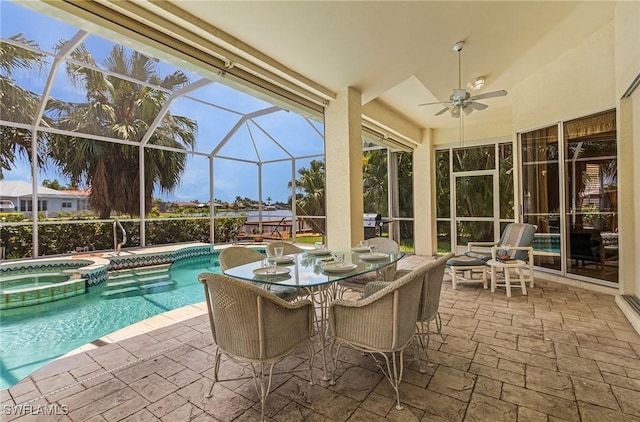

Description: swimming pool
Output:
[0,254,222,390]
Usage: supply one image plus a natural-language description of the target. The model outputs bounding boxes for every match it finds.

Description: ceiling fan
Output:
[419,41,507,117]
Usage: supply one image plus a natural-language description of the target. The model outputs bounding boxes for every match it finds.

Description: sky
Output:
[1,1,325,204]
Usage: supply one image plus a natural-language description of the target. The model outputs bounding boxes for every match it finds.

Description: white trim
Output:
[616,296,640,335]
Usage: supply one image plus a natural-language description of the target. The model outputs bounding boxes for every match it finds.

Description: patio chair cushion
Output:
[446,255,486,267]
[464,251,491,262]
[496,223,537,260]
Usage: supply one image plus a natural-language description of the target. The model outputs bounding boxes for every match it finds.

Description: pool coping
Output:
[60,301,210,359]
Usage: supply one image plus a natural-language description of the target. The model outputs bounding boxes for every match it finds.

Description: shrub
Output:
[0,216,247,259]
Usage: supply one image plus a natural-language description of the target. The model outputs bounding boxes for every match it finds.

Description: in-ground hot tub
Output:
[1,270,85,309]
[0,257,109,309]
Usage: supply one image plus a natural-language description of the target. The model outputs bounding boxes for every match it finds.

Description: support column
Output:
[324,87,363,248]
[618,90,639,296]
[413,129,435,256]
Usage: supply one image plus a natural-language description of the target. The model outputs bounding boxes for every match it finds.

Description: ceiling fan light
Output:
[451,106,461,118]
[467,76,485,91]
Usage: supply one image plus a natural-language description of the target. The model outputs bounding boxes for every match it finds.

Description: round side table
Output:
[486,259,528,297]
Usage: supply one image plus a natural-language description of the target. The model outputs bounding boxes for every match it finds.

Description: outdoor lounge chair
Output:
[328,264,425,410]
[446,223,537,290]
[218,246,299,301]
[199,273,314,422]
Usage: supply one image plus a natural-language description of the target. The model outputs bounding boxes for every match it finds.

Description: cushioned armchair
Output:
[447,223,537,290]
[199,273,314,422]
[328,265,425,410]
[218,246,298,301]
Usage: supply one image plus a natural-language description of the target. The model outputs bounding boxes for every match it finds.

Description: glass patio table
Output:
[223,248,405,380]
[223,248,405,289]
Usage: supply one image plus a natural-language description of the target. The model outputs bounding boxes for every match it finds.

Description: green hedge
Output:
[0,216,246,259]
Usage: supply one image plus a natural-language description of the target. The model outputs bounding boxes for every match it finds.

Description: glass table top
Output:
[223,249,405,288]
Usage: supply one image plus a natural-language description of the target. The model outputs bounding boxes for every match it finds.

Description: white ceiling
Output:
[139,1,616,130]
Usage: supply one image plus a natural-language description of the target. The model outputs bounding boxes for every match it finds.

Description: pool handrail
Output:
[114,219,127,255]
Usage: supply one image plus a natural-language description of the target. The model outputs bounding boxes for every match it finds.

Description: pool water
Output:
[0,255,221,390]
[1,271,70,291]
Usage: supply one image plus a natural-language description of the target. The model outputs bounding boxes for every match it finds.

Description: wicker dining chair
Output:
[199,273,315,422]
[265,241,304,257]
[394,253,454,371]
[328,265,425,410]
[366,237,400,281]
[364,253,454,373]
[218,246,298,301]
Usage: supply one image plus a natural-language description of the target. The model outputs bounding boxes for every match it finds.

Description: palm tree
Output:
[0,34,48,178]
[46,43,197,218]
[362,149,388,214]
[289,160,325,234]
[396,151,414,241]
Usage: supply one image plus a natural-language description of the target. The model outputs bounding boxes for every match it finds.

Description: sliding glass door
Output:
[519,110,618,285]
[564,110,618,283]
[521,125,562,271]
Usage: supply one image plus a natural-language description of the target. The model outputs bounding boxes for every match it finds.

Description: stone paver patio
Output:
[2,255,640,421]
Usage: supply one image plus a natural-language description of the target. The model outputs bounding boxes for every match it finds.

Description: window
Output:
[62,202,72,208]
[19,200,47,211]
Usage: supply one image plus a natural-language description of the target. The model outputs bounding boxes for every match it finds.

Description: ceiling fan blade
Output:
[419,100,450,107]
[434,106,452,116]
[462,104,474,116]
[469,89,507,101]
[469,101,488,111]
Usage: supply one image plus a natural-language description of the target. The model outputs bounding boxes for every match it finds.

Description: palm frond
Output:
[0,35,46,74]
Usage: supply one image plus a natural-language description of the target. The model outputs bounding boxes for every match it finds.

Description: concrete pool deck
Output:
[2,255,640,421]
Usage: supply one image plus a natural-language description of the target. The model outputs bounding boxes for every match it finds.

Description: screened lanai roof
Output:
[0,2,325,182]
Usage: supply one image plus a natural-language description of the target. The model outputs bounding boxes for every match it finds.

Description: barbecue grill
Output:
[364,213,383,239]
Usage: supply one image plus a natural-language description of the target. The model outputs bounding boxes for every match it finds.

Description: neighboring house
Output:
[0,180,90,215]
[172,201,207,209]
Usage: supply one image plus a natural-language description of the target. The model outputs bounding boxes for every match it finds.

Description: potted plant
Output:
[252,228,263,242]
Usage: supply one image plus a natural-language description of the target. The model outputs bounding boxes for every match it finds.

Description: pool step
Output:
[106,274,171,288]
[102,280,176,298]
[102,266,176,298]
[107,265,170,280]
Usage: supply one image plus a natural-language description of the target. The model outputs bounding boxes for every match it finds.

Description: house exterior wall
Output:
[509,6,638,300]
[431,116,513,146]
[1,195,87,214]
[512,21,616,130]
